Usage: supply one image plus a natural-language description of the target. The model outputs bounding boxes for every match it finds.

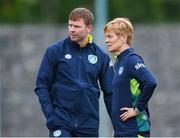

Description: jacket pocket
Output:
[46,111,61,130]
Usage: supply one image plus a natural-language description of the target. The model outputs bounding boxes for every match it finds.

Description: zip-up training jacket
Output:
[34,36,114,131]
[112,48,157,136]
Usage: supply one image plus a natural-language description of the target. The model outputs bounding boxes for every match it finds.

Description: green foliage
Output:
[0,0,94,24]
[109,0,180,23]
[0,0,180,24]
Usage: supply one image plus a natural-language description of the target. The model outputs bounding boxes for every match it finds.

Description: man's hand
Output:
[112,130,114,137]
[120,107,140,121]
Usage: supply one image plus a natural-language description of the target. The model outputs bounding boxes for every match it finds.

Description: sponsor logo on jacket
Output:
[135,63,145,70]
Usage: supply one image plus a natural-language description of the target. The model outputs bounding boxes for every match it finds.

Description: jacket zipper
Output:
[79,47,82,82]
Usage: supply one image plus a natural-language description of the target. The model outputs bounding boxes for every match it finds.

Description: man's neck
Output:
[78,37,88,48]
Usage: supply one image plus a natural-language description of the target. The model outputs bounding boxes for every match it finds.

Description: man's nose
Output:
[70,26,76,32]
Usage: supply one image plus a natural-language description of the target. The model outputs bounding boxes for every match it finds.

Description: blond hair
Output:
[104,18,134,45]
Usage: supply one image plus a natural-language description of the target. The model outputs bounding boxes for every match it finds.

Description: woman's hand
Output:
[120,107,140,121]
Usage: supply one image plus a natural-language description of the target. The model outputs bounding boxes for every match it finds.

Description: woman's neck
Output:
[115,43,130,55]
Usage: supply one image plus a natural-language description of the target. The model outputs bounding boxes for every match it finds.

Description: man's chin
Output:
[70,37,78,42]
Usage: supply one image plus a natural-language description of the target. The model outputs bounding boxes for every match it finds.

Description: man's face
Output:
[68,19,92,43]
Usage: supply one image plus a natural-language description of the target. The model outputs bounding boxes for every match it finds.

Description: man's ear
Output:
[87,25,93,33]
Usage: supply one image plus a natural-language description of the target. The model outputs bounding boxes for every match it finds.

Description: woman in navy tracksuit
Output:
[104,18,157,137]
[35,8,113,137]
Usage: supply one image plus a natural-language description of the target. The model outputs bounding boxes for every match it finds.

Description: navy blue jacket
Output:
[112,48,157,136]
[35,37,113,131]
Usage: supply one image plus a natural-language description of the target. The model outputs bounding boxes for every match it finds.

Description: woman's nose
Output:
[105,38,109,43]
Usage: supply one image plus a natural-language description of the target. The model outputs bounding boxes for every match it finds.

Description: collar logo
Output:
[88,54,98,64]
[118,66,124,75]
[53,130,61,137]
[65,54,72,59]
[109,60,114,67]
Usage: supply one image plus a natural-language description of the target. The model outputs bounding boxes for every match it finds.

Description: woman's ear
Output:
[121,35,127,43]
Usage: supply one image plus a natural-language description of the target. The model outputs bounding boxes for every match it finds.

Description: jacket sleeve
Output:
[99,54,114,117]
[128,55,157,112]
[34,46,57,119]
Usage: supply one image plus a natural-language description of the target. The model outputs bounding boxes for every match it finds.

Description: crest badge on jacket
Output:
[88,54,98,64]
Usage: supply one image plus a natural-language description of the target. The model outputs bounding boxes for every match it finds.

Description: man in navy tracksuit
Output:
[34,8,113,137]
[104,18,157,137]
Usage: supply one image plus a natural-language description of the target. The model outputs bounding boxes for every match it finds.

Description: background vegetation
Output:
[0,0,180,24]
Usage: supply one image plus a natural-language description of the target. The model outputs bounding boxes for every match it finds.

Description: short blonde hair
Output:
[104,18,134,45]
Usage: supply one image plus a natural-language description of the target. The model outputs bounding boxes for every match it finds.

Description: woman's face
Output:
[105,30,126,53]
